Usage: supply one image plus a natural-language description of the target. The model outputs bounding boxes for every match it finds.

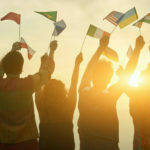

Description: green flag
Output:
[35,11,57,22]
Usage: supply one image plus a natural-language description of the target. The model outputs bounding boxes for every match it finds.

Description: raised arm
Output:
[109,36,145,98]
[79,36,109,90]
[35,40,57,108]
[49,40,57,59]
[123,36,145,97]
[68,53,83,107]
[125,36,145,76]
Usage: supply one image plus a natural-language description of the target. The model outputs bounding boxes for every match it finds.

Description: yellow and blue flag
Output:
[117,7,138,29]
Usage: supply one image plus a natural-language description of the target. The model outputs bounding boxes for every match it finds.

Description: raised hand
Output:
[50,40,58,52]
[99,36,110,49]
[135,35,145,50]
[11,42,21,52]
[75,52,83,65]
[40,53,55,75]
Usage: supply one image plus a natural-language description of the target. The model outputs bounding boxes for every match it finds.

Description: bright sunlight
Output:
[129,71,140,87]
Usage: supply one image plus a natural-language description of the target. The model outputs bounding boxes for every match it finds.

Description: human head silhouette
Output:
[2,51,24,76]
[92,59,113,90]
[43,79,67,103]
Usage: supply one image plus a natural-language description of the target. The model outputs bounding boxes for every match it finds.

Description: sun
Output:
[129,71,140,87]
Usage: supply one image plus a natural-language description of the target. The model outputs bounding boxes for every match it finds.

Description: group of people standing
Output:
[0,35,149,150]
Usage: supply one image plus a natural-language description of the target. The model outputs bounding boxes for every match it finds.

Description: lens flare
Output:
[129,71,140,87]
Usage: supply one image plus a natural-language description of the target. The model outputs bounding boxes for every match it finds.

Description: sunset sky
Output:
[0,0,150,149]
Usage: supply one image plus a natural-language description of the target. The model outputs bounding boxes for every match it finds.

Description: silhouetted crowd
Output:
[0,35,149,150]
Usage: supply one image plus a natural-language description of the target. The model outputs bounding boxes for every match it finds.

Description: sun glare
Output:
[129,71,140,87]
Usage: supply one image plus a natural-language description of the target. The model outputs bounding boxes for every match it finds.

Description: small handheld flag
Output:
[1,12,20,24]
[141,13,150,24]
[80,24,110,52]
[104,11,123,26]
[20,37,36,60]
[117,7,138,29]
[1,12,21,40]
[35,11,57,22]
[52,19,66,36]
[87,24,110,39]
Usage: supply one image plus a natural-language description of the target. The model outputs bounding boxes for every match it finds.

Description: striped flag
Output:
[141,13,150,24]
[1,12,20,24]
[127,45,133,59]
[87,24,110,39]
[117,7,138,29]
[133,13,150,28]
[104,11,123,26]
[20,37,36,60]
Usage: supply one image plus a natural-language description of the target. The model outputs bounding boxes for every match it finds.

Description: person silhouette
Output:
[0,42,54,150]
[35,40,83,150]
[78,35,145,150]
[116,36,145,150]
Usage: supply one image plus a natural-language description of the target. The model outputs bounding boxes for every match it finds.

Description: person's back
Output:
[0,42,53,150]
[78,36,120,150]
[0,76,38,143]
[78,88,119,143]
[36,79,75,150]
[36,49,83,150]
[128,66,150,150]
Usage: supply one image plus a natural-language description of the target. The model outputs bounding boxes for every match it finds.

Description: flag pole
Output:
[80,35,87,52]
[110,26,117,35]
[19,14,21,41]
[19,25,21,41]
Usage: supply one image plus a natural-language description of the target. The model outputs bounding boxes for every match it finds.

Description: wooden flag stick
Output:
[19,15,21,41]
[47,34,54,53]
[80,35,87,52]
[110,26,117,35]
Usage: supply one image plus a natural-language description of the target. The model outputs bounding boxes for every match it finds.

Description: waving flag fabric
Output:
[35,11,57,22]
[141,13,150,24]
[52,19,66,36]
[133,13,150,28]
[20,37,36,60]
[104,11,123,26]
[117,7,138,29]
[1,12,20,24]
[87,24,110,39]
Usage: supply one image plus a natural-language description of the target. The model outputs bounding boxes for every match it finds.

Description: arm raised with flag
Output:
[109,36,145,98]
[79,36,109,91]
[35,40,57,111]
